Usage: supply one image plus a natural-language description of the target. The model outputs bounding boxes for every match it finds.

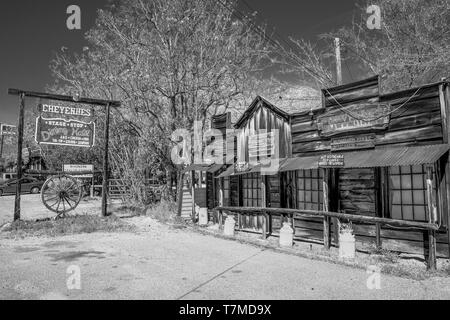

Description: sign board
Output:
[63,164,94,178]
[0,124,16,135]
[319,154,345,168]
[38,103,93,118]
[317,103,390,137]
[35,117,95,148]
[331,134,376,151]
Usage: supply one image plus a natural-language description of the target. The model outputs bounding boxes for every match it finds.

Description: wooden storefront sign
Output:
[331,134,376,151]
[0,124,16,135]
[317,103,390,137]
[63,164,94,178]
[35,116,95,148]
[318,154,345,168]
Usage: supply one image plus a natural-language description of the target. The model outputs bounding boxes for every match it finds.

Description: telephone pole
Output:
[334,38,343,85]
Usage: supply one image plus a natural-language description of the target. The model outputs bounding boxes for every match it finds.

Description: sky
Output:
[0,0,362,125]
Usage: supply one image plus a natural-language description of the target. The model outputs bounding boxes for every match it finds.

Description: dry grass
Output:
[1,214,134,238]
[144,200,184,224]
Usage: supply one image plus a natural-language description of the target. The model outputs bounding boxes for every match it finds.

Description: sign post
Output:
[7,88,120,221]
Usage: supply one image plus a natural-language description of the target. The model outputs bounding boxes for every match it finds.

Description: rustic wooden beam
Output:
[375,223,382,250]
[216,206,440,230]
[426,165,438,270]
[322,168,331,249]
[14,93,25,221]
[7,88,121,107]
[261,174,267,239]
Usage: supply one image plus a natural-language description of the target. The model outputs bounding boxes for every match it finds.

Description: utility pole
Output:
[334,38,343,85]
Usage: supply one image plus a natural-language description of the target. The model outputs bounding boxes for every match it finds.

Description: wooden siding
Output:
[236,100,292,162]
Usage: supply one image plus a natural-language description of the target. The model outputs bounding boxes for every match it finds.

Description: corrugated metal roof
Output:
[279,145,449,171]
[343,144,449,168]
[279,155,321,172]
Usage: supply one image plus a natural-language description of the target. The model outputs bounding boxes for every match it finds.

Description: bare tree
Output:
[50,0,274,204]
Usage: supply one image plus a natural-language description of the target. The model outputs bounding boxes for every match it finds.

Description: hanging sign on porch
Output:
[35,116,95,148]
[318,154,345,168]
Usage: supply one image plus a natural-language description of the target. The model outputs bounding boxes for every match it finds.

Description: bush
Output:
[144,200,179,223]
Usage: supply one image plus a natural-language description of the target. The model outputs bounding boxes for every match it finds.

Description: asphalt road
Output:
[1,216,449,300]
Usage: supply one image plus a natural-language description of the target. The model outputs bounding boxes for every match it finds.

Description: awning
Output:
[183,163,225,173]
[342,144,450,168]
[279,155,321,172]
[216,160,286,178]
[278,144,449,171]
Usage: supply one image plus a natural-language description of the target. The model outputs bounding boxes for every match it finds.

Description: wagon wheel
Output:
[41,174,82,218]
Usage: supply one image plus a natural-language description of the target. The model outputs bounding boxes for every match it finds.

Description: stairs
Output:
[180,189,193,219]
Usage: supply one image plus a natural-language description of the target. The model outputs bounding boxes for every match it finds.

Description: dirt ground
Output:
[0,194,119,225]
[1,215,450,300]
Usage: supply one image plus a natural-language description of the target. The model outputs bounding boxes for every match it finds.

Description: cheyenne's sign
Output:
[39,103,93,118]
[317,103,390,137]
[35,117,95,148]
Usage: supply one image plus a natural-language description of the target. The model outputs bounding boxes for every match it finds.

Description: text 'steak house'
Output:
[184,76,450,268]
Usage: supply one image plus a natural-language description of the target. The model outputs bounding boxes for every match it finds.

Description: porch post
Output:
[261,173,267,239]
[426,165,437,270]
[322,168,331,250]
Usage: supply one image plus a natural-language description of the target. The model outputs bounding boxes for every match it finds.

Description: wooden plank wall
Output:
[289,77,449,257]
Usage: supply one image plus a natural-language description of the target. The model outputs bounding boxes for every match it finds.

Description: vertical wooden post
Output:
[426,165,437,270]
[334,38,342,85]
[176,171,184,217]
[375,223,382,250]
[14,93,25,221]
[101,102,111,217]
[322,168,331,249]
[261,174,267,239]
[0,133,4,161]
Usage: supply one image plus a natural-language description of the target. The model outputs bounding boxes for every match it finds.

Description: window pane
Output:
[312,179,319,191]
[391,167,400,175]
[403,206,414,220]
[412,174,424,189]
[401,175,412,189]
[305,179,311,190]
[392,191,401,205]
[312,170,318,178]
[401,166,411,174]
[402,190,413,205]
[391,176,401,189]
[414,206,426,221]
[391,205,402,219]
[298,179,305,190]
[413,190,425,205]
[412,165,423,174]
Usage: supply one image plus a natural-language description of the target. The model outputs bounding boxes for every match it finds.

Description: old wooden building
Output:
[183,75,450,267]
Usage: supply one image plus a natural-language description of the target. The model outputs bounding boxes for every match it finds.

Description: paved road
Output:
[0,216,449,300]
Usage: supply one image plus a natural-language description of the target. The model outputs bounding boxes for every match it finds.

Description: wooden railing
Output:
[215,206,439,270]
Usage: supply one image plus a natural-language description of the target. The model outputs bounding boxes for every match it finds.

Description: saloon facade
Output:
[184,76,450,262]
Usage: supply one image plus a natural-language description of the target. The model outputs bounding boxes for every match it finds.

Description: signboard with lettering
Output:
[317,103,390,137]
[38,103,93,118]
[0,124,16,135]
[318,154,345,168]
[63,164,94,178]
[35,117,95,148]
[331,134,376,151]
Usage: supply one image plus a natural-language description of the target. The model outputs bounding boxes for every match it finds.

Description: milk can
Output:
[279,222,294,247]
[339,224,356,259]
[199,208,208,226]
[223,215,236,236]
